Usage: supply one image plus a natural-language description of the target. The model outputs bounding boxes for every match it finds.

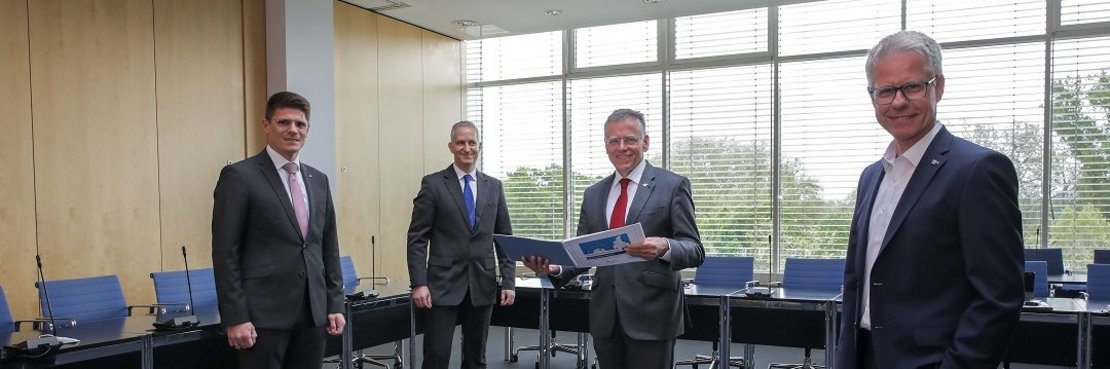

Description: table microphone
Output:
[153,246,199,330]
[745,235,775,297]
[4,255,64,356]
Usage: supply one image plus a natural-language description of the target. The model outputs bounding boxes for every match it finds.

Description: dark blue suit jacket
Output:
[835,126,1024,369]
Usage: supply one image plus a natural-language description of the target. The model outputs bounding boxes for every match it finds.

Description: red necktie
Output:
[609,178,631,229]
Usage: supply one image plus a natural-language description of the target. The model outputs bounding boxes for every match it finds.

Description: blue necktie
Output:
[463,174,476,229]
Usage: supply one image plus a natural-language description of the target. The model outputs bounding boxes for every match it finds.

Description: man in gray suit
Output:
[212,91,346,369]
[525,109,704,369]
[407,121,516,369]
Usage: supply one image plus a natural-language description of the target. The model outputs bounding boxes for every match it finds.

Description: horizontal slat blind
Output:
[669,65,773,259]
[575,20,657,68]
[674,8,768,60]
[907,0,1045,43]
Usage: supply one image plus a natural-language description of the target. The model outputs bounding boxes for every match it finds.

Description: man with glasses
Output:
[836,31,1024,369]
[524,109,704,369]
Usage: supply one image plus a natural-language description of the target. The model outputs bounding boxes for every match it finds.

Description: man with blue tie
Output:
[835,31,1024,369]
[407,121,515,369]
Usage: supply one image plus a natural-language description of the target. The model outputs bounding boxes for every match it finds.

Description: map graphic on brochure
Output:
[494,223,647,268]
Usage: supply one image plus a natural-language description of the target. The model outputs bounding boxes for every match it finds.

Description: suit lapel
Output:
[440,166,472,232]
[592,175,615,231]
[256,153,303,242]
[855,164,883,272]
[474,172,493,230]
[625,163,656,225]
[302,164,323,241]
[877,127,952,255]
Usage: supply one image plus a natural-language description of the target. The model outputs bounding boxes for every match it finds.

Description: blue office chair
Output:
[675,256,755,369]
[330,256,397,369]
[1023,261,1050,299]
[780,258,845,292]
[1087,264,1110,301]
[1024,248,1065,275]
[1094,250,1110,265]
[150,268,217,311]
[340,255,390,295]
[36,275,166,327]
[769,258,845,369]
[1,286,13,335]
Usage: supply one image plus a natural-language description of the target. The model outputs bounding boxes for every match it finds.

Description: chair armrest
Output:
[15,317,78,331]
[357,276,390,285]
[128,303,184,315]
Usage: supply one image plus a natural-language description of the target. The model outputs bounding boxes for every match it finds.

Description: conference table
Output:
[0,285,416,369]
[493,277,842,369]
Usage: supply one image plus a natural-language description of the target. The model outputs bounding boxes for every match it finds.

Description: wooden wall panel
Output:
[28,0,161,305]
[334,2,380,280]
[421,30,463,172]
[377,16,425,287]
[154,0,245,270]
[0,0,39,319]
[243,0,267,154]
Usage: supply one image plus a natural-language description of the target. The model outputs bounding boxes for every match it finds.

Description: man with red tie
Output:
[525,109,704,369]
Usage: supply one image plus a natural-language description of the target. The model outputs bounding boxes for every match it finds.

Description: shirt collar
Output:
[453,165,477,181]
[266,145,300,172]
[881,121,943,168]
[614,159,647,184]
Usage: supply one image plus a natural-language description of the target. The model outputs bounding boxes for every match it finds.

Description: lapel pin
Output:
[930,159,939,166]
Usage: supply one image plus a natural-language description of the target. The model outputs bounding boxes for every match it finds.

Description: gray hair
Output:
[450,120,480,141]
[603,109,647,137]
[865,31,943,84]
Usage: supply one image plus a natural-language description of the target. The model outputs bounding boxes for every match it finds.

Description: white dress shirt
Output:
[860,122,943,329]
[452,165,478,205]
[266,146,310,214]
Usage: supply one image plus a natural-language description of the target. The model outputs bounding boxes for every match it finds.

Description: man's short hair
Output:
[450,120,480,141]
[265,91,311,121]
[865,31,943,85]
[604,109,647,137]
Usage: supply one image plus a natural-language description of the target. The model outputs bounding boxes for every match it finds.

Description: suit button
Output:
[298,270,306,278]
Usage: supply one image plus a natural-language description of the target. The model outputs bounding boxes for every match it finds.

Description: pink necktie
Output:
[282,162,309,238]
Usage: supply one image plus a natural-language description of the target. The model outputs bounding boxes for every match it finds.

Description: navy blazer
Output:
[406,166,514,307]
[836,126,1024,369]
[212,151,344,330]
[553,162,704,340]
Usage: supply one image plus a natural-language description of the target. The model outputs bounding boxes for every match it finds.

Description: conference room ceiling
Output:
[342,0,767,40]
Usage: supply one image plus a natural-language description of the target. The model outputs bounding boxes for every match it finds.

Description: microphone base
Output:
[4,335,62,358]
[744,286,775,298]
[153,315,199,331]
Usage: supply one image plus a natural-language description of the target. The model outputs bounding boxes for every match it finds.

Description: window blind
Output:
[674,8,768,60]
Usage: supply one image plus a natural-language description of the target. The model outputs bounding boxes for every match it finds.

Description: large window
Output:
[467,0,1110,272]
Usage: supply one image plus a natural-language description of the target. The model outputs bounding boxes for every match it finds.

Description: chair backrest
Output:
[0,285,14,334]
[1094,249,1110,265]
[36,275,127,327]
[1024,248,1065,275]
[694,256,754,288]
[1088,263,1110,301]
[1023,261,1050,299]
[150,268,217,308]
[340,256,360,291]
[782,258,845,292]
[337,255,359,293]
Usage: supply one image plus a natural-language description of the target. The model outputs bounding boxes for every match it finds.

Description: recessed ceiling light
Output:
[545,9,563,16]
[643,0,666,3]
[451,19,478,28]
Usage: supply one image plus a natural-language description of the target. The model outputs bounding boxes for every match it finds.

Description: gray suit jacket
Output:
[212,151,344,330]
[554,162,704,340]
[407,166,514,307]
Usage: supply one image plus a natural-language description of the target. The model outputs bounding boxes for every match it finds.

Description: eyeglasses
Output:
[867,77,936,105]
[605,136,642,146]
